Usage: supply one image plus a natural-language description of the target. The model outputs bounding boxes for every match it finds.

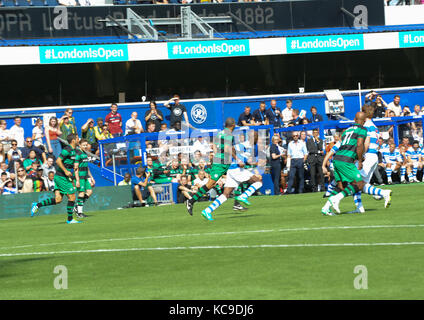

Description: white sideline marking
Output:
[1,224,424,251]
[1,242,424,258]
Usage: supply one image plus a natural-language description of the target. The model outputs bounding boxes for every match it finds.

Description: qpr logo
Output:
[191,104,207,124]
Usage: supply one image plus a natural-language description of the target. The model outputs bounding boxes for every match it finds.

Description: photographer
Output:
[144,101,163,132]
[131,167,158,206]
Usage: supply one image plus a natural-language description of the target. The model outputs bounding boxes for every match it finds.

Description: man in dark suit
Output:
[306,129,325,192]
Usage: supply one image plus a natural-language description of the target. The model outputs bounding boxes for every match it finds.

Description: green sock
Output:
[341,185,357,198]
[192,186,210,202]
[67,201,75,221]
[38,198,56,207]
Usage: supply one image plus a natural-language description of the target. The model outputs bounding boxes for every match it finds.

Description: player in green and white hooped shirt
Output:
[321,112,391,215]
[74,139,95,218]
[31,134,82,224]
[186,117,242,220]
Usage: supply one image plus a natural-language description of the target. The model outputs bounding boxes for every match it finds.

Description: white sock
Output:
[204,194,227,214]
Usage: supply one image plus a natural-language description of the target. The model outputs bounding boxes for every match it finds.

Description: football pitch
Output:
[1,184,424,300]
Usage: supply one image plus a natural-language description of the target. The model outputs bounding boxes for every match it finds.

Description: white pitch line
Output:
[1,241,424,258]
[1,224,424,252]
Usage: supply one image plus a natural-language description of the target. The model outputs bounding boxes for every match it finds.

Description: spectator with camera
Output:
[144,101,163,132]
[131,167,158,206]
[177,175,195,203]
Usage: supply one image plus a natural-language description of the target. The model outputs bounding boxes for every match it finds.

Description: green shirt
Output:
[60,123,75,141]
[82,127,97,145]
[333,123,367,164]
[75,148,89,179]
[213,128,234,165]
[55,145,76,178]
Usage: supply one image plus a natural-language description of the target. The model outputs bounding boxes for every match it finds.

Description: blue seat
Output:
[31,0,48,6]
[45,0,57,5]
[16,0,33,6]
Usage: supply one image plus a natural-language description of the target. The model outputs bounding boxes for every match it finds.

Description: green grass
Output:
[1,184,424,299]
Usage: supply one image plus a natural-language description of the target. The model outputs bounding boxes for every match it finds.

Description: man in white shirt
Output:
[9,117,25,149]
[286,131,308,194]
[282,99,294,127]
[192,136,211,157]
[125,112,143,135]
[386,95,402,117]
[0,120,11,150]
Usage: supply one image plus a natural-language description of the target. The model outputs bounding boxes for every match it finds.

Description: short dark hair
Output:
[136,167,145,176]
[413,140,419,145]
[79,138,88,145]
[310,106,317,111]
[286,99,292,103]
[224,117,235,128]
[67,134,77,144]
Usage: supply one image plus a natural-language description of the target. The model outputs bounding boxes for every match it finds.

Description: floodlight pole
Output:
[358,82,362,111]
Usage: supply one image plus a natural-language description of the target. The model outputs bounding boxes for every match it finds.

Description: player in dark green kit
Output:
[74,139,95,218]
[321,112,391,215]
[31,134,82,224]
[186,117,241,220]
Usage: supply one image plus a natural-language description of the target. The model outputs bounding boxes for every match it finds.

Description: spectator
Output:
[164,94,193,130]
[21,178,33,193]
[270,135,283,195]
[21,138,46,163]
[177,175,195,203]
[32,118,45,151]
[94,118,104,141]
[81,118,98,153]
[59,115,75,145]
[131,167,158,206]
[0,120,11,150]
[306,128,325,192]
[282,99,294,127]
[288,109,302,126]
[0,162,10,177]
[0,143,5,163]
[32,168,46,192]
[167,158,183,183]
[125,112,144,135]
[412,104,423,116]
[97,124,114,141]
[286,131,308,194]
[237,106,254,126]
[369,94,388,118]
[300,131,308,143]
[41,156,56,178]
[144,101,163,132]
[15,166,27,192]
[64,108,78,135]
[23,151,38,174]
[160,123,168,132]
[309,106,323,123]
[1,179,17,195]
[9,117,25,149]
[7,140,23,172]
[118,173,132,186]
[45,117,62,160]
[43,171,55,192]
[386,95,402,117]
[192,136,211,157]
[252,101,268,125]
[105,103,124,138]
[266,99,283,128]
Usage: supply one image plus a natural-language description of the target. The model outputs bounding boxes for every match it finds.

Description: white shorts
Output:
[224,167,254,189]
[358,153,378,184]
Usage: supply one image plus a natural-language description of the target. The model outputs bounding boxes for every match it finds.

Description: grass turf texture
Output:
[1,184,423,299]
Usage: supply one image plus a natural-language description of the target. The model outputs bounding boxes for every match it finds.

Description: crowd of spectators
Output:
[1,92,424,202]
[385,0,424,5]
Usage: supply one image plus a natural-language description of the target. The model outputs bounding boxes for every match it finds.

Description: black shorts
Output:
[132,187,150,201]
